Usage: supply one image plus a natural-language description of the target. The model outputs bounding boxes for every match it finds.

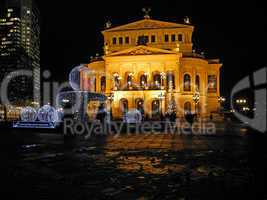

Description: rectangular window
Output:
[112,37,117,44]
[178,34,183,42]
[144,36,149,43]
[165,34,169,42]
[151,35,156,43]
[137,36,142,44]
[119,37,123,44]
[208,75,217,93]
[171,34,176,42]
[125,37,129,44]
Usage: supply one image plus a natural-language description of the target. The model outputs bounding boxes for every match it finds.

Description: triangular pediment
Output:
[102,18,193,33]
[107,45,177,57]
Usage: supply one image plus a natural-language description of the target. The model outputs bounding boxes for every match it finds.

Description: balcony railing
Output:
[113,84,165,91]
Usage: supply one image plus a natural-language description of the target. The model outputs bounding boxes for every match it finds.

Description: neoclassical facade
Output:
[81,16,222,119]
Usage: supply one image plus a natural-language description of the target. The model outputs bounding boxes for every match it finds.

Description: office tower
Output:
[0,0,40,105]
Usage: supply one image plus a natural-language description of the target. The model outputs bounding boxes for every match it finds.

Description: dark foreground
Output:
[1,125,267,200]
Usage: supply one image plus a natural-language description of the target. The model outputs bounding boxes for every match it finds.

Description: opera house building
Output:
[80,15,222,120]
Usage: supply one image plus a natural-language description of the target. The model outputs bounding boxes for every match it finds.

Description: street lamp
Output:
[218,96,226,112]
[107,93,114,119]
[218,96,226,103]
[236,98,247,104]
[235,98,248,112]
[242,107,250,112]
[107,93,114,104]
[158,92,165,118]
[62,99,70,103]
[160,72,166,89]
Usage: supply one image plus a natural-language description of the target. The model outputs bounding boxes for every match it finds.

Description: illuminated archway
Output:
[184,102,191,115]
[119,98,128,114]
[152,99,160,119]
[184,74,191,91]
[153,72,161,89]
[135,98,144,117]
[140,74,147,87]
[167,72,175,89]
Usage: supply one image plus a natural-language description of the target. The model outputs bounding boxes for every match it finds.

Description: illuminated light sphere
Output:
[69,65,96,91]
[37,105,58,122]
[20,106,37,122]
[124,109,142,123]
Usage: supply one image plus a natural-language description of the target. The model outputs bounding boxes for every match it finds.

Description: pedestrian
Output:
[96,103,107,123]
[185,112,195,135]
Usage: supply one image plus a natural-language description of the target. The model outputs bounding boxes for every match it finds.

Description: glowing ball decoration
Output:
[124,109,142,123]
[20,106,37,122]
[69,65,96,92]
[37,105,58,122]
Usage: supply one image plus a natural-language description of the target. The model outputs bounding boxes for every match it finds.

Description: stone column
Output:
[175,61,180,93]
[105,65,112,94]
[217,70,220,97]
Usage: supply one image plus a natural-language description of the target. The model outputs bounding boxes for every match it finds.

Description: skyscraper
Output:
[0,0,40,105]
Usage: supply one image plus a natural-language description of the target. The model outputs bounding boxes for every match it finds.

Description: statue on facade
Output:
[184,16,190,24]
[142,8,151,19]
[105,20,112,29]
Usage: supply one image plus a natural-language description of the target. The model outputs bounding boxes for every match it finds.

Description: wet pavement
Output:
[1,125,267,200]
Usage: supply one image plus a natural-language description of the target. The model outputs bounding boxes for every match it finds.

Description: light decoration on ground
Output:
[37,105,58,122]
[20,106,37,121]
[124,109,142,123]
[15,105,61,128]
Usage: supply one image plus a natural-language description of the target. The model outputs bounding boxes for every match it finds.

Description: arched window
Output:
[140,74,147,87]
[135,99,144,116]
[184,102,191,115]
[184,74,191,91]
[126,73,133,88]
[195,75,200,92]
[152,100,160,119]
[100,76,106,92]
[167,72,175,89]
[120,99,128,114]
[153,73,161,89]
[113,73,120,89]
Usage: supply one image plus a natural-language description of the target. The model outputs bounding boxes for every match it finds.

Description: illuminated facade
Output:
[83,16,222,119]
[0,0,40,104]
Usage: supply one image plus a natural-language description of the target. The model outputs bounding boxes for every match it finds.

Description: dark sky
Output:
[36,0,267,97]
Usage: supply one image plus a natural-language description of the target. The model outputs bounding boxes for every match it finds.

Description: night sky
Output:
[36,0,267,97]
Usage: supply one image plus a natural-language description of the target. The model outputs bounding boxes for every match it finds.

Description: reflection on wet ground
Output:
[2,128,267,199]
[105,135,216,175]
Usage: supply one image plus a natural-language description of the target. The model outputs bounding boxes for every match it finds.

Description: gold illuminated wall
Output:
[82,17,222,119]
